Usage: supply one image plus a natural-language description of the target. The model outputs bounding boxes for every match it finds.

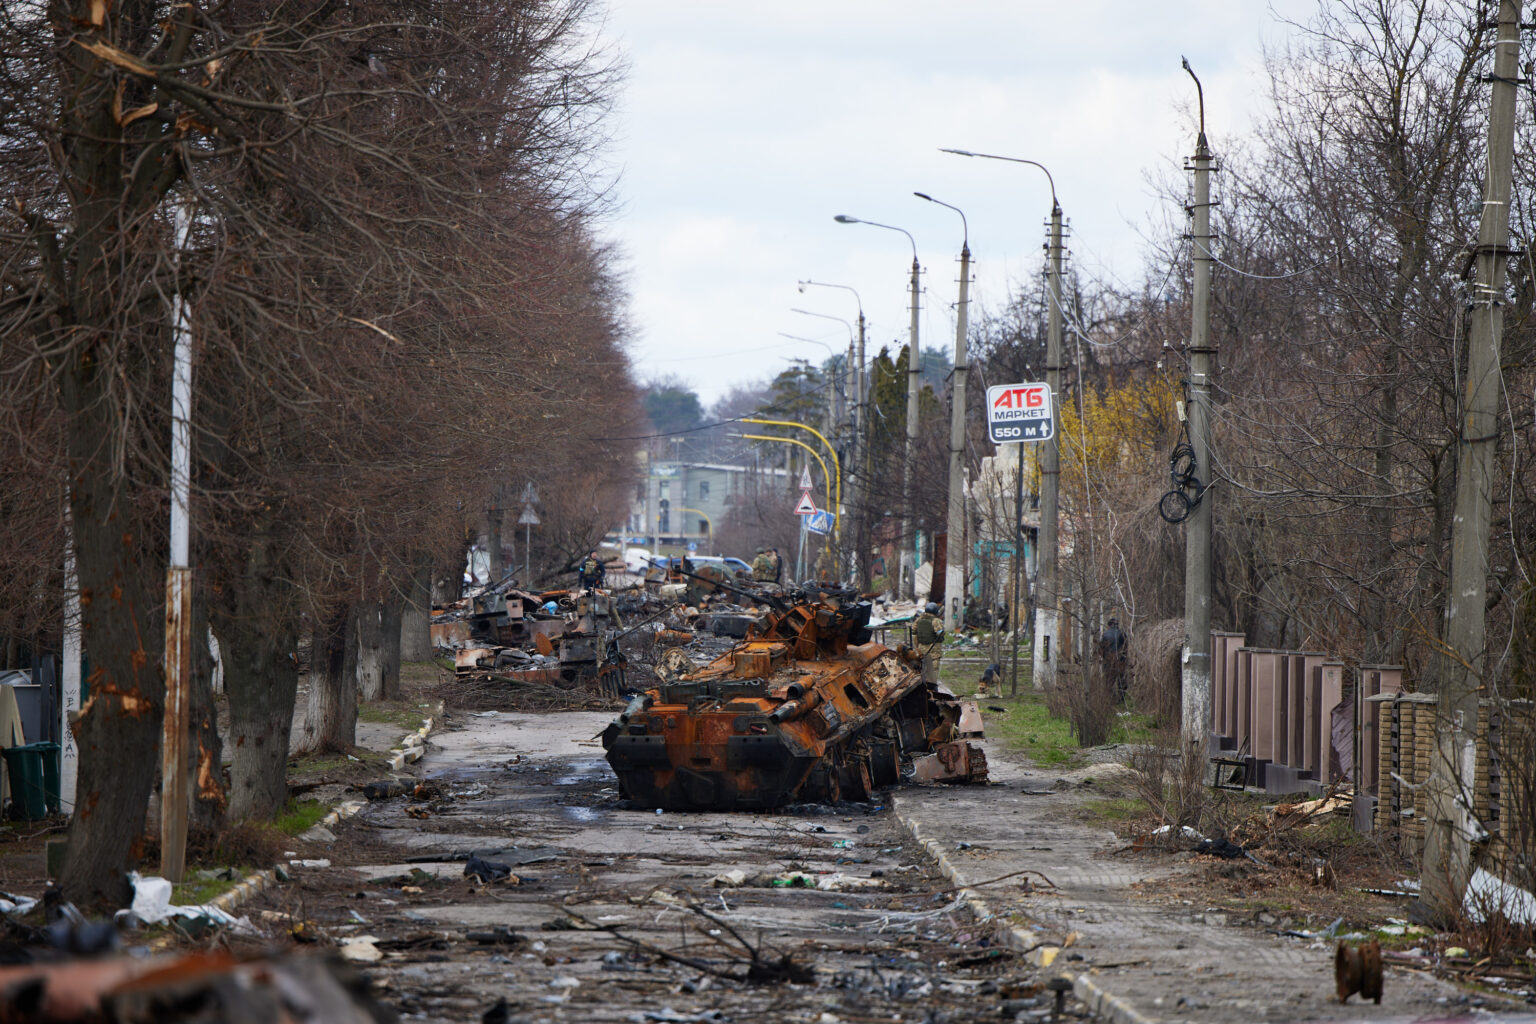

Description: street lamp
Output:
[788,308,853,433]
[914,191,972,635]
[834,213,922,602]
[941,147,1064,695]
[799,280,869,585]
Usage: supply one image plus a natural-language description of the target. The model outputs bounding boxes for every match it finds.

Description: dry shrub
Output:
[138,821,286,871]
[1129,617,1183,728]
[1048,661,1116,748]
[1127,728,1207,830]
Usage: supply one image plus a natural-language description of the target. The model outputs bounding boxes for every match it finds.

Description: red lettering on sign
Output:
[992,386,1045,410]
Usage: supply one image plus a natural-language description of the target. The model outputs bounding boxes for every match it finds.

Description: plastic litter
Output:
[1463,868,1536,926]
[116,872,257,935]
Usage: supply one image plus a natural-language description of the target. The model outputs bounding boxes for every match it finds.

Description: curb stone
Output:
[212,703,443,918]
[387,702,443,771]
[897,810,1158,1024]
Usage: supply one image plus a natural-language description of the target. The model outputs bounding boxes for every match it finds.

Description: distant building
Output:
[612,455,786,556]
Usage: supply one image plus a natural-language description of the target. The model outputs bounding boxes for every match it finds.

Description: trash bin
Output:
[3,742,58,820]
[37,742,59,814]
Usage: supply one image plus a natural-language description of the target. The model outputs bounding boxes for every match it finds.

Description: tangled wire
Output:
[1157,423,1206,524]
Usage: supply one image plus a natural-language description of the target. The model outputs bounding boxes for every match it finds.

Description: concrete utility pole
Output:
[939,149,1063,690]
[797,281,870,587]
[833,215,921,599]
[1035,202,1063,693]
[1181,58,1216,753]
[902,253,922,602]
[915,192,972,632]
[1423,0,1522,921]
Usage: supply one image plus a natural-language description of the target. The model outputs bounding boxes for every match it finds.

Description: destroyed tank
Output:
[602,585,986,811]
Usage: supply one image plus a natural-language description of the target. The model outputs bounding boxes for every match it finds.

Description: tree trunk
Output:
[355,601,385,702]
[58,471,164,912]
[219,528,299,820]
[188,588,225,832]
[380,597,404,700]
[399,559,433,662]
[301,604,356,753]
[224,619,298,820]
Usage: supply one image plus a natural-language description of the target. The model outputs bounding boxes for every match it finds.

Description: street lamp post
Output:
[787,310,852,434]
[940,149,1062,694]
[798,280,867,585]
[914,192,971,635]
[834,214,921,601]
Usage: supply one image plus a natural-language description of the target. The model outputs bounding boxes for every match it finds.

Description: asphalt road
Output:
[249,710,1071,1023]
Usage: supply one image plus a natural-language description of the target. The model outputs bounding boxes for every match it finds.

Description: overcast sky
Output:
[596,2,1314,408]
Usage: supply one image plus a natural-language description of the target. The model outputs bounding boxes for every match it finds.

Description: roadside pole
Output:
[1423,0,1522,921]
[900,255,922,601]
[946,242,971,633]
[160,204,194,883]
[986,383,1054,695]
[1032,206,1063,693]
[1181,61,1216,754]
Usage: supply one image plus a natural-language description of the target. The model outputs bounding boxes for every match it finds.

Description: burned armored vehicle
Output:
[602,585,986,811]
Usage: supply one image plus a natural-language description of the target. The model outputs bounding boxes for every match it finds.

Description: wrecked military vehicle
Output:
[602,584,987,811]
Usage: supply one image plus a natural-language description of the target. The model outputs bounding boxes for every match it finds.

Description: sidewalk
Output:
[893,736,1530,1024]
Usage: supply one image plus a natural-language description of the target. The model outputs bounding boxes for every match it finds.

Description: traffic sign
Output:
[793,491,817,516]
[798,465,813,491]
[986,382,1054,444]
[806,509,835,535]
[518,506,540,525]
[687,541,698,552]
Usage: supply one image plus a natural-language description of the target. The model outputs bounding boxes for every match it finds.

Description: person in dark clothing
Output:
[579,551,605,592]
[1100,617,1128,703]
[769,547,783,584]
[913,602,944,684]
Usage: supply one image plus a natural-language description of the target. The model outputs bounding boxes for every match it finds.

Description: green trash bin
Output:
[3,743,49,821]
[35,742,60,814]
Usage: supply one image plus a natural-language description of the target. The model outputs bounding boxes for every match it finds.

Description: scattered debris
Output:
[464,855,517,884]
[340,938,384,964]
[1193,837,1246,860]
[1334,938,1383,1004]
[115,873,256,935]
[1464,867,1536,927]
[0,951,394,1022]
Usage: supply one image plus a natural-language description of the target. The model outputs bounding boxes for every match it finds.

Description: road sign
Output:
[798,465,813,491]
[793,491,817,516]
[986,382,1054,444]
[518,506,540,525]
[687,541,698,553]
[806,509,835,535]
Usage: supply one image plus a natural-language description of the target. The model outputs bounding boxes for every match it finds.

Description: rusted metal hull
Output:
[603,593,986,810]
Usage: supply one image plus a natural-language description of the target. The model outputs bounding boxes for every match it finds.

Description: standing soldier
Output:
[1100,617,1129,703]
[578,550,605,592]
[751,547,774,581]
[913,601,944,684]
[769,546,784,584]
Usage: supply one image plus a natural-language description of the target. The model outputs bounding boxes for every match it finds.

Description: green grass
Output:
[982,692,1084,767]
[172,872,245,906]
[273,798,329,836]
[357,702,428,732]
[975,692,1158,768]
[1082,796,1150,822]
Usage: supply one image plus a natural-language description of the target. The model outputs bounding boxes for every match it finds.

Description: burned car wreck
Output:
[602,584,987,811]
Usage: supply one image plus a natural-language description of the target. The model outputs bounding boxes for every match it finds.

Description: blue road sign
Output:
[806,509,835,536]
